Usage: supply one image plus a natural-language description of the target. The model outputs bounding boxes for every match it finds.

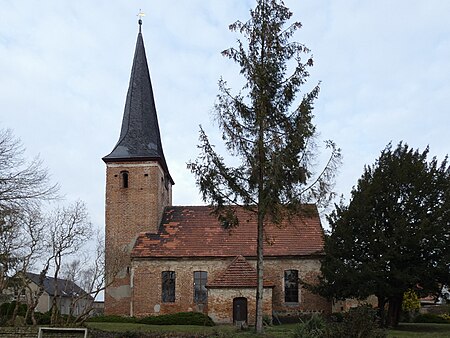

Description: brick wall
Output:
[132,258,231,316]
[131,256,331,322]
[208,287,272,325]
[333,295,378,312]
[264,257,332,315]
[104,161,172,316]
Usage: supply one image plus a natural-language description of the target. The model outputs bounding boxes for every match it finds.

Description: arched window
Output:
[120,171,129,188]
[162,271,175,303]
[284,269,299,303]
[193,271,207,304]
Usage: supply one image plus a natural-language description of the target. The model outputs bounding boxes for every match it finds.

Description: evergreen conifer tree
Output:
[188,0,340,332]
[319,143,450,327]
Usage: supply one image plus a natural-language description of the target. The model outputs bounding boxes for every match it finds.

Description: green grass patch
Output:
[86,321,450,338]
[388,323,450,338]
[86,322,296,337]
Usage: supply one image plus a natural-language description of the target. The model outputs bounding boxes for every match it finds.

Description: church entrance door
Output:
[233,297,248,325]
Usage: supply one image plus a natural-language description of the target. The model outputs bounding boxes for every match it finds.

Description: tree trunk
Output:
[11,298,20,325]
[255,212,264,333]
[387,295,402,327]
[376,295,387,327]
[51,253,62,324]
[27,268,49,326]
[26,285,45,326]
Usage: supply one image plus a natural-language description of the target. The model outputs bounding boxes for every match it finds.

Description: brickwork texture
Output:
[104,161,171,316]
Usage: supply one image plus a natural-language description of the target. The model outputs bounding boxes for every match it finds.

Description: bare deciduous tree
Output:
[0,128,58,308]
[60,232,127,324]
[44,201,92,324]
[0,129,112,326]
[0,128,58,214]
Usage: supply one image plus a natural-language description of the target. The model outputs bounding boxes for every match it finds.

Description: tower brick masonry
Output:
[103,22,174,316]
[104,162,172,315]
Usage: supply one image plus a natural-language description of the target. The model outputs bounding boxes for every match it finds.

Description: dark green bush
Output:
[88,328,213,338]
[0,301,27,317]
[326,306,387,338]
[87,315,137,323]
[137,312,215,326]
[414,313,450,324]
[329,312,344,323]
[0,301,28,324]
[87,312,214,326]
[32,311,51,325]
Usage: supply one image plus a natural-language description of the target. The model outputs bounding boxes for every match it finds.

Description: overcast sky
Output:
[1,0,449,233]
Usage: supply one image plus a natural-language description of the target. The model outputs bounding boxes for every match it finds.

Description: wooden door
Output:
[233,297,248,324]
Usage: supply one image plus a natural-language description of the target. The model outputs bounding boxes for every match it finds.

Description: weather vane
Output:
[137,9,145,31]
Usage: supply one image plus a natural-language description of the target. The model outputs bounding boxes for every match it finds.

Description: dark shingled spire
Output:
[103,25,173,184]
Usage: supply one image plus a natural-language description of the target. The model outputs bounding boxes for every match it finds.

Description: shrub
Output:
[414,313,450,324]
[0,301,27,317]
[293,314,326,338]
[32,311,51,325]
[137,312,215,326]
[402,289,420,312]
[325,305,387,338]
[88,312,214,326]
[263,314,272,326]
[329,312,344,323]
[87,315,137,323]
[0,301,28,324]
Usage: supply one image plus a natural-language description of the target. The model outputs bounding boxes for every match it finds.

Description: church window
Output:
[162,271,175,302]
[284,269,299,303]
[193,271,207,304]
[120,171,129,188]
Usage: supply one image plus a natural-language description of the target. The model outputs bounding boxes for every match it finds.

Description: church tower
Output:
[103,20,174,315]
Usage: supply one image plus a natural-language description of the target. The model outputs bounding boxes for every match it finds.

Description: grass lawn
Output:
[87,322,450,337]
[86,322,297,337]
[388,323,450,338]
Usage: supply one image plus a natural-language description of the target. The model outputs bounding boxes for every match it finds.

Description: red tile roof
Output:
[131,205,324,258]
[207,255,274,288]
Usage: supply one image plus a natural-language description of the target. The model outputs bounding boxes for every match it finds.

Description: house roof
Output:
[131,205,325,258]
[102,24,173,184]
[26,272,92,299]
[207,255,274,288]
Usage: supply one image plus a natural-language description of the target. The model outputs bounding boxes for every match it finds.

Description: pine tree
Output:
[188,0,340,332]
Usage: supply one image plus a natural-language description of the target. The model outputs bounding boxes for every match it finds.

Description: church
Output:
[102,21,331,325]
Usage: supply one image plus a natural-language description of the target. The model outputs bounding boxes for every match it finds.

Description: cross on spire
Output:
[137,9,145,32]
